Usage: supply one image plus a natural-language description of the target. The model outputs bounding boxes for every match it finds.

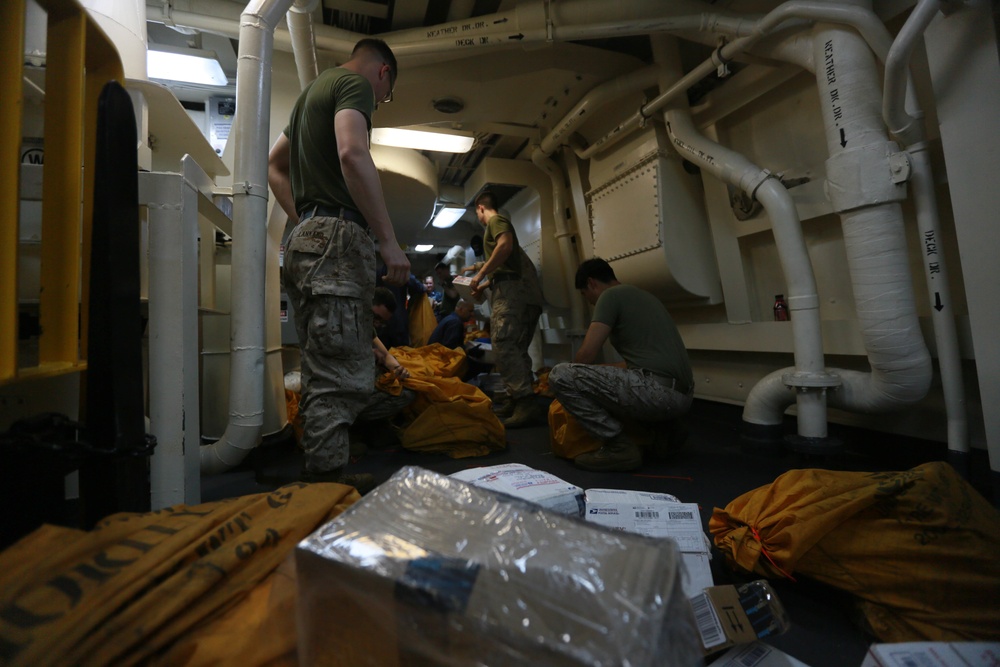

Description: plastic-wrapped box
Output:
[296,467,702,666]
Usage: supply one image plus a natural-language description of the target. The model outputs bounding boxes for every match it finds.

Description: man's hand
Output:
[384,354,410,380]
[379,244,410,286]
[470,280,489,299]
[469,273,486,299]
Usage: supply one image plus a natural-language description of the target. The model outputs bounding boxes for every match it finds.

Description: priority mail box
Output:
[450,463,584,516]
[296,467,702,666]
[584,489,714,598]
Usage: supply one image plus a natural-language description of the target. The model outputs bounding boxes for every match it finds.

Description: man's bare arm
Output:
[335,108,410,286]
[267,134,298,223]
[574,321,612,364]
[470,232,513,296]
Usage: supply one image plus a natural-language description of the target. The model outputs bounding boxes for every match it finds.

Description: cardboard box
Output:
[296,467,702,666]
[860,642,1000,667]
[690,581,790,654]
[450,463,584,516]
[583,489,714,598]
[452,275,485,304]
[707,641,814,667]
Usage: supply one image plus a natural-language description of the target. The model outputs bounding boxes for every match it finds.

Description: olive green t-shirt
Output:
[592,284,693,387]
[285,68,374,215]
[482,213,522,280]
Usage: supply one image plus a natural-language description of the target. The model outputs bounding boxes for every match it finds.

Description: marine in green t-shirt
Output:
[285,67,375,215]
[547,257,694,473]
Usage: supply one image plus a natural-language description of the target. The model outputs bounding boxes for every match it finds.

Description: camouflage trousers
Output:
[284,215,375,473]
[548,363,693,441]
[490,280,542,400]
[358,387,416,422]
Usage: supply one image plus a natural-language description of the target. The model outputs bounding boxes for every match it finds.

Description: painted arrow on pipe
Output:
[494,18,508,24]
[839,128,847,147]
[509,33,524,40]
[934,292,944,311]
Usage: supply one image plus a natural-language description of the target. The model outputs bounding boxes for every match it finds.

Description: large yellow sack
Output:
[547,399,657,460]
[710,462,1000,642]
[387,342,467,379]
[407,295,438,348]
[377,344,505,458]
[0,482,358,666]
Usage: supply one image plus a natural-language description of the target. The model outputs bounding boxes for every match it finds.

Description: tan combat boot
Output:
[574,435,643,472]
[502,396,545,429]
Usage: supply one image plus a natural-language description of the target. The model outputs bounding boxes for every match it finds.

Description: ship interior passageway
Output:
[4,0,1000,663]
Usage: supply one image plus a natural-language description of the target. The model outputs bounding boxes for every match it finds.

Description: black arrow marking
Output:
[724,607,744,632]
[509,33,524,40]
[934,292,944,311]
[494,18,508,24]
[839,128,847,147]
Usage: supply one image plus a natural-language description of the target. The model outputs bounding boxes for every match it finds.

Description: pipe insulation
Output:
[200,0,295,475]
[744,19,932,427]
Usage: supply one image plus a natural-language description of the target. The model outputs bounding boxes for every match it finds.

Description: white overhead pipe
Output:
[578,0,902,160]
[882,0,968,467]
[651,35,832,440]
[883,0,942,147]
[146,1,358,54]
[200,0,296,475]
[286,0,320,90]
[146,1,763,64]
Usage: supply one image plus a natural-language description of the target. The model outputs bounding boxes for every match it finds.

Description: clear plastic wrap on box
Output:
[296,466,702,667]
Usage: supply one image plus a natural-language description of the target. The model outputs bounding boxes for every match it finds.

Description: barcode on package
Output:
[634,510,659,519]
[691,592,725,649]
[668,510,695,520]
[732,642,771,666]
[885,652,922,667]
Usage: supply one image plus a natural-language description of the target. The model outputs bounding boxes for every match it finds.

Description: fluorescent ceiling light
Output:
[371,127,474,153]
[147,45,228,86]
[414,244,434,252]
[431,206,467,229]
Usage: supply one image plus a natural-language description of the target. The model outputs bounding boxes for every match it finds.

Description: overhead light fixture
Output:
[431,206,467,229]
[371,127,474,153]
[414,244,434,252]
[147,44,228,86]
